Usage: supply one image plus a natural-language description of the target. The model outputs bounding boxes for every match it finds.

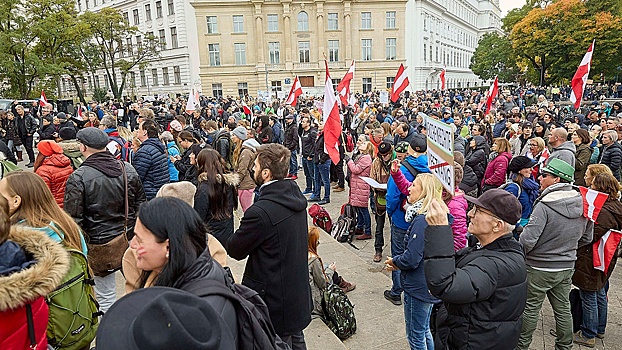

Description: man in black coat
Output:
[283,114,299,179]
[227,143,311,349]
[423,190,527,350]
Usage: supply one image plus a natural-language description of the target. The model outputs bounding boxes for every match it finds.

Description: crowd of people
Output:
[0,84,621,350]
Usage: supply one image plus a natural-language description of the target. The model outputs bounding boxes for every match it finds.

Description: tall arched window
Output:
[297,11,309,31]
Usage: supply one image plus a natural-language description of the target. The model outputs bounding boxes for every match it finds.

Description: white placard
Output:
[379,90,389,104]
[360,176,387,190]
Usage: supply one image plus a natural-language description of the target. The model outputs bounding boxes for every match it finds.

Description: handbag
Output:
[87,161,129,277]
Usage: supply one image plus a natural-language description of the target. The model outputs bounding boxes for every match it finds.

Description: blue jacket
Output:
[504,177,540,226]
[394,214,449,302]
[493,119,506,138]
[386,155,430,230]
[166,141,181,182]
[133,138,169,199]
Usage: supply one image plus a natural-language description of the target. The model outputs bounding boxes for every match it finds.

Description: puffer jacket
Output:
[35,153,73,208]
[133,137,169,199]
[235,139,259,191]
[598,142,622,181]
[0,226,70,350]
[465,136,487,182]
[573,199,622,291]
[194,172,240,248]
[424,226,527,350]
[482,151,512,187]
[346,154,372,207]
[58,139,85,169]
[165,141,180,182]
[447,190,468,251]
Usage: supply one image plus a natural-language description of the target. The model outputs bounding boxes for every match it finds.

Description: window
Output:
[361,12,371,29]
[206,16,218,34]
[139,70,146,87]
[159,29,166,49]
[328,40,339,62]
[136,35,142,48]
[298,41,310,63]
[386,38,396,60]
[234,43,246,65]
[130,72,136,87]
[133,9,139,25]
[145,4,151,21]
[162,67,169,85]
[362,78,372,93]
[167,0,174,15]
[151,69,158,86]
[361,39,372,61]
[386,77,394,89]
[126,37,132,55]
[327,13,338,30]
[233,15,244,33]
[297,11,308,31]
[94,75,100,89]
[156,1,162,18]
[104,74,109,89]
[208,44,220,66]
[212,83,223,98]
[271,81,282,93]
[386,11,396,29]
[268,42,280,64]
[122,12,129,24]
[238,82,248,97]
[170,27,178,48]
[173,66,181,84]
[332,78,340,91]
[267,14,278,32]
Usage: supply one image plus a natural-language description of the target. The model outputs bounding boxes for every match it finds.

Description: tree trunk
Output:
[540,55,546,86]
[69,74,87,105]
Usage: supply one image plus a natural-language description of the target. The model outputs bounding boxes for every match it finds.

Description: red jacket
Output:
[482,151,512,187]
[35,154,73,208]
[0,298,49,350]
[347,154,373,207]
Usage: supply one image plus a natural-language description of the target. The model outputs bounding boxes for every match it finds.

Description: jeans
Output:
[374,212,386,253]
[94,272,117,314]
[355,206,371,235]
[238,189,254,212]
[289,149,298,176]
[579,288,608,338]
[302,157,315,192]
[403,293,434,350]
[389,224,407,297]
[313,160,331,201]
[517,267,574,350]
[281,330,307,350]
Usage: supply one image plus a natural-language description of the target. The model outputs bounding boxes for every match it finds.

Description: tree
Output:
[470,33,520,83]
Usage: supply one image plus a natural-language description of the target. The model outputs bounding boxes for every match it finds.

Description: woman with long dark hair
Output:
[194,149,239,247]
[172,131,203,185]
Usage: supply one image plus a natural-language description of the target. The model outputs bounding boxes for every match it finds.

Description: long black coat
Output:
[227,179,312,336]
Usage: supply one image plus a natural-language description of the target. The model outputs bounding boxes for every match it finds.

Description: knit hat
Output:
[169,120,183,132]
[409,133,427,153]
[37,140,63,156]
[156,181,197,207]
[395,141,409,154]
[508,156,537,174]
[231,126,247,141]
[76,127,110,150]
[540,158,575,182]
[59,127,76,140]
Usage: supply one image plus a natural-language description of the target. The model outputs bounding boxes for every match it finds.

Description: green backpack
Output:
[321,283,357,340]
[46,247,101,350]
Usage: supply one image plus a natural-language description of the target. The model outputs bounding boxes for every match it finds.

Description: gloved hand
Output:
[343,154,352,163]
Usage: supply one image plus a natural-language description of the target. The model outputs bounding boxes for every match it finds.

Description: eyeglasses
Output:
[473,206,502,221]
[528,143,538,147]
[540,173,555,178]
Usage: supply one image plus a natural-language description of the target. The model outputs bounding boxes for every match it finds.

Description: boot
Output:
[339,278,356,293]
[16,151,23,162]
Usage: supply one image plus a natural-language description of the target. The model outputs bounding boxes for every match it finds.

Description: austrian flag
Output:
[578,186,608,222]
[390,64,410,103]
[286,76,303,106]
[322,60,342,165]
[593,229,622,272]
[39,90,48,107]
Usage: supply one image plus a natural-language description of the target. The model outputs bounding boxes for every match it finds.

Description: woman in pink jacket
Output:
[481,138,512,193]
[345,139,374,239]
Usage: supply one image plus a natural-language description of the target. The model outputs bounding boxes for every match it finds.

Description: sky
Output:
[499,0,526,16]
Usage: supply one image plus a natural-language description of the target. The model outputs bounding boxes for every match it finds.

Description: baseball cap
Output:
[465,189,522,225]
[409,133,427,153]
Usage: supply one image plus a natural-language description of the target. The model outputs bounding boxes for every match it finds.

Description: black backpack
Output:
[331,204,358,246]
[183,277,290,350]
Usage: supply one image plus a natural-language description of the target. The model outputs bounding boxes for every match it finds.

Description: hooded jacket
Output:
[465,136,487,182]
[482,151,512,187]
[0,227,70,350]
[227,179,312,336]
[386,155,430,230]
[520,183,594,269]
[58,139,85,169]
[194,172,240,248]
[35,153,73,208]
[548,141,576,168]
[133,137,170,200]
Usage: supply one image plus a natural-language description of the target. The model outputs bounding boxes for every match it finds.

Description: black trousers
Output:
[20,136,34,162]
[330,159,344,187]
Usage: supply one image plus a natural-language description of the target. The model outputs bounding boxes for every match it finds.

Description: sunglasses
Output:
[540,173,555,178]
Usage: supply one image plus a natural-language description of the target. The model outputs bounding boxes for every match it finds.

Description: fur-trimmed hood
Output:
[0,226,70,311]
[197,172,240,187]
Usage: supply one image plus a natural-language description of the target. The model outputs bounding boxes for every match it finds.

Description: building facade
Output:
[405,0,502,90]
[73,0,201,99]
[192,0,408,98]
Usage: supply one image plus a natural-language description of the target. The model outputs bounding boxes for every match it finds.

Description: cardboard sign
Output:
[426,117,455,195]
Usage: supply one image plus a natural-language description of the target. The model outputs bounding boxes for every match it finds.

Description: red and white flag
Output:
[440,69,446,90]
[337,60,355,106]
[578,186,609,222]
[538,148,550,165]
[322,60,342,165]
[285,76,303,106]
[39,90,48,107]
[185,88,198,114]
[390,64,410,103]
[241,100,252,116]
[570,40,595,110]
[485,76,499,114]
[77,105,83,120]
[593,229,622,272]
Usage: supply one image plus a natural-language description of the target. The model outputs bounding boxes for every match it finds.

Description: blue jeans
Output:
[289,149,298,176]
[313,160,331,200]
[579,288,608,338]
[355,206,371,235]
[404,293,434,350]
[390,224,407,297]
[302,157,315,192]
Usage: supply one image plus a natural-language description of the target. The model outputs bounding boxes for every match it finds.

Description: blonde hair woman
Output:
[385,173,446,350]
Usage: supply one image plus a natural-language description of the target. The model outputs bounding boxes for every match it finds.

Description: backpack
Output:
[183,278,290,350]
[46,247,101,350]
[321,283,357,340]
[214,131,234,170]
[499,181,522,198]
[331,204,357,243]
[0,159,21,178]
[308,204,333,234]
[108,135,132,162]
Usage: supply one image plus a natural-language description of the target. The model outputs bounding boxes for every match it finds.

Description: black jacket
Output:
[424,225,527,350]
[283,121,299,152]
[227,180,312,336]
[465,136,487,182]
[598,142,622,180]
[194,172,239,249]
[300,127,318,158]
[17,113,38,137]
[313,132,330,164]
[64,152,146,244]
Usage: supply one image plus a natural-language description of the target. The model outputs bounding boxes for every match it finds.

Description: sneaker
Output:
[332,184,340,189]
[308,196,321,202]
[384,290,402,306]
[318,199,330,205]
[339,280,356,293]
[333,187,345,192]
[573,331,595,348]
[356,234,372,240]
[373,252,382,263]
[302,189,313,195]
[25,162,34,168]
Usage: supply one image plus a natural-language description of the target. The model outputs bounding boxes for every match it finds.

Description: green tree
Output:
[92,87,108,103]
[470,33,520,83]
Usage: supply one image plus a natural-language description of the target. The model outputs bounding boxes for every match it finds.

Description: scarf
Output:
[405,199,424,223]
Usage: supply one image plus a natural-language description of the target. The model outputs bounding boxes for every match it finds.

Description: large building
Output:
[191,0,408,98]
[405,0,502,90]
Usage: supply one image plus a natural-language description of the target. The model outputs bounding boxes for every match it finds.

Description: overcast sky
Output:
[499,0,526,16]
